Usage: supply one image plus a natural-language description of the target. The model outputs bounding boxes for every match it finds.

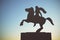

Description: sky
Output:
[1,0,60,40]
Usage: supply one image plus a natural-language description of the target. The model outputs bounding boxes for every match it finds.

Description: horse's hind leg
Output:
[36,25,43,33]
[33,23,36,27]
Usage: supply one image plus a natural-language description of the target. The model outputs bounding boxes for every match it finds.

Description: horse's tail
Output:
[46,17,54,25]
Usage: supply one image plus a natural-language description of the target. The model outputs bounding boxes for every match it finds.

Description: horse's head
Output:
[25,7,34,13]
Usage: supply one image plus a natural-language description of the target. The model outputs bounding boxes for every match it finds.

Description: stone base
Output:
[21,32,51,40]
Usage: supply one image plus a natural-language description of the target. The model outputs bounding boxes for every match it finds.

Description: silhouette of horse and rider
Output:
[20,6,54,33]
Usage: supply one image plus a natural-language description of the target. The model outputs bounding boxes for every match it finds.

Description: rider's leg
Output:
[40,13,42,17]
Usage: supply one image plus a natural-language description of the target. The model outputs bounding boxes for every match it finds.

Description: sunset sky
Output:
[1,0,60,40]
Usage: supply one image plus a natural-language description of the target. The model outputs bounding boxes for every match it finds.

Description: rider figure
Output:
[35,6,47,17]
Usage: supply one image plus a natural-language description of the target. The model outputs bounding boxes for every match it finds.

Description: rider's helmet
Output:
[35,6,38,8]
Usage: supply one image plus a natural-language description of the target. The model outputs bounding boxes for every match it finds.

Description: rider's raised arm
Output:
[39,7,47,14]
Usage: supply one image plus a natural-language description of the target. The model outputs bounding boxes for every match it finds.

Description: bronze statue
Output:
[20,6,54,33]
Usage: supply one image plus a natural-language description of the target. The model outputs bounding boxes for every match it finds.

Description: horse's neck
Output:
[27,13,34,18]
[29,13,34,15]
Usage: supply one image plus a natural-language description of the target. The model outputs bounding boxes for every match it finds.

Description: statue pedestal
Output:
[21,32,51,40]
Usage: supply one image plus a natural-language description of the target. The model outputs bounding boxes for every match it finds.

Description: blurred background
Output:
[0,0,60,40]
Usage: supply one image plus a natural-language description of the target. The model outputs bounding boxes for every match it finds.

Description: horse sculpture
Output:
[20,7,54,33]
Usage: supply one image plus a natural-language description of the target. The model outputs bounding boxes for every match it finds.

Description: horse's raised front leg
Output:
[20,19,26,26]
[36,25,43,33]
[20,19,29,26]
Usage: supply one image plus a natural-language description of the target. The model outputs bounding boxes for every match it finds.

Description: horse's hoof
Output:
[20,23,23,26]
[36,31,40,33]
[20,24,23,26]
